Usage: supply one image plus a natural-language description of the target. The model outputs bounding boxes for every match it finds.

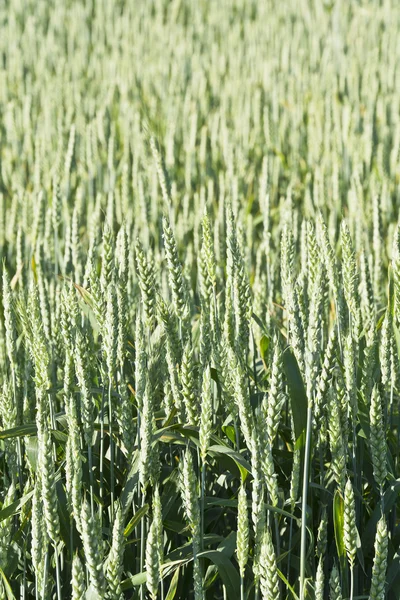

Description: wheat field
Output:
[0,0,400,598]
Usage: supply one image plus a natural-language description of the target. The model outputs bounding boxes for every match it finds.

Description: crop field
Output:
[1,0,400,598]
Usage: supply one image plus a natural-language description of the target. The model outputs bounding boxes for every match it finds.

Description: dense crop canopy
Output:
[0,0,400,599]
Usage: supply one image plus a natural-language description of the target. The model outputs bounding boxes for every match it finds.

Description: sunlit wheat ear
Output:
[71,204,82,281]
[146,518,160,600]
[369,517,388,600]
[230,349,254,451]
[64,122,76,188]
[164,326,185,421]
[139,380,159,492]
[180,340,199,425]
[74,329,94,447]
[250,445,267,597]
[314,327,337,428]
[71,554,86,600]
[162,215,189,324]
[135,239,157,330]
[340,220,361,338]
[280,226,305,373]
[88,264,106,330]
[31,480,48,594]
[116,282,127,373]
[317,213,345,333]
[327,389,346,492]
[180,448,203,596]
[289,291,306,375]
[65,414,82,532]
[198,237,212,308]
[372,194,383,302]
[24,284,51,400]
[193,557,204,600]
[60,286,78,352]
[103,281,117,382]
[250,427,264,556]
[153,485,164,568]
[344,479,357,569]
[361,324,377,402]
[201,210,217,290]
[259,528,279,600]
[115,224,129,287]
[212,332,237,419]
[369,386,387,492]
[306,220,320,293]
[343,332,357,424]
[226,201,251,354]
[262,336,285,444]
[257,421,279,507]
[199,293,212,360]
[134,315,147,413]
[236,482,249,578]
[223,278,235,349]
[105,502,125,600]
[379,310,392,391]
[80,502,106,597]
[116,382,135,456]
[100,222,114,292]
[305,268,324,388]
[3,266,17,373]
[360,249,375,328]
[295,274,308,335]
[199,364,213,463]
[392,222,400,321]
[179,449,200,541]
[336,369,349,443]
[150,136,171,208]
[39,426,60,544]
[36,245,52,344]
